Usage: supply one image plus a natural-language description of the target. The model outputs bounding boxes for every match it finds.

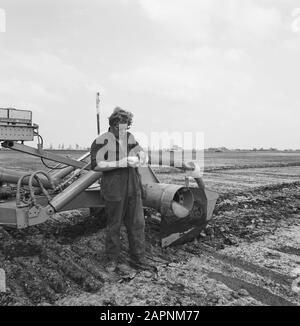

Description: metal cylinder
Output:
[49,152,91,181]
[49,170,102,212]
[0,167,52,188]
[143,183,194,218]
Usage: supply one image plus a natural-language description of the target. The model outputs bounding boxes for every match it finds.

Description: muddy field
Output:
[0,151,300,306]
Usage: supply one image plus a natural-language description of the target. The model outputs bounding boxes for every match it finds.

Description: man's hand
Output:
[95,157,128,171]
[118,157,129,168]
[127,156,140,168]
[185,161,202,178]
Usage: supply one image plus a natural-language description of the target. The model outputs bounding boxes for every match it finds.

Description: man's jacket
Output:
[90,130,144,201]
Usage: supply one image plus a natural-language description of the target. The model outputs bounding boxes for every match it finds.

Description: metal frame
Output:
[0,141,218,247]
[2,141,89,169]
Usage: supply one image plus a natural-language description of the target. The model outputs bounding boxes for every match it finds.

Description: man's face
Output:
[112,122,129,138]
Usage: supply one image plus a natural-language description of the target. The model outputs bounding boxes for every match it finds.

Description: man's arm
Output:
[136,150,148,166]
[91,136,128,172]
[93,158,128,172]
[127,133,148,166]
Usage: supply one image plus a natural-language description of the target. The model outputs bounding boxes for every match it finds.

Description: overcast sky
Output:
[0,0,299,149]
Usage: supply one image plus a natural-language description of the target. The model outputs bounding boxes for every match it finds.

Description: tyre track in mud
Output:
[168,181,300,306]
[0,182,300,305]
[182,242,298,306]
[186,244,293,287]
[206,272,296,306]
[274,246,300,257]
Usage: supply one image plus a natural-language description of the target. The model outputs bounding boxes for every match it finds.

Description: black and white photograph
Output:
[0,0,300,310]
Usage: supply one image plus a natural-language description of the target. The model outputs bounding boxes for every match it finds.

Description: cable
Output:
[40,157,67,170]
[35,133,68,170]
[36,133,44,148]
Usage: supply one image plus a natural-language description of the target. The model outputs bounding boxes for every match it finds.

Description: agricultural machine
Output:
[0,107,218,247]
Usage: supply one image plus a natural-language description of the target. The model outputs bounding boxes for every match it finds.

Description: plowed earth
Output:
[0,151,300,306]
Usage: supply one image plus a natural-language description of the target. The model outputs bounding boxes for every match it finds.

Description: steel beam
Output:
[1,141,89,169]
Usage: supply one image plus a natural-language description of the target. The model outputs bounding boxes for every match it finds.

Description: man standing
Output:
[90,107,148,272]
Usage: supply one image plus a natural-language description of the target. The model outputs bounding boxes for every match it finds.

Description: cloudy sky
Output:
[0,0,299,149]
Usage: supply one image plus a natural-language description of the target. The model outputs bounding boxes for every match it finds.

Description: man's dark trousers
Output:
[105,194,145,260]
[102,168,145,260]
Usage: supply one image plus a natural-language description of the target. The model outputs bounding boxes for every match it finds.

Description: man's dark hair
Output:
[108,107,133,127]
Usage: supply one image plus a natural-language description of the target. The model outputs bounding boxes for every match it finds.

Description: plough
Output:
[0,107,218,247]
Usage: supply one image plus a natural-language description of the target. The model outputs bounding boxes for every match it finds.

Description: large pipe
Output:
[48,169,193,219]
[0,167,53,188]
[48,170,102,213]
[147,151,202,171]
[0,152,91,188]
[49,152,91,181]
[143,183,194,218]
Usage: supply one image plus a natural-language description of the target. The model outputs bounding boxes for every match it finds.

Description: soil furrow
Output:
[207,272,296,306]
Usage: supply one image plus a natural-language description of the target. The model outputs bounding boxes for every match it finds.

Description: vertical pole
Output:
[96,92,100,135]
[170,150,175,167]
[148,147,152,165]
[159,149,163,167]
[192,148,197,160]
